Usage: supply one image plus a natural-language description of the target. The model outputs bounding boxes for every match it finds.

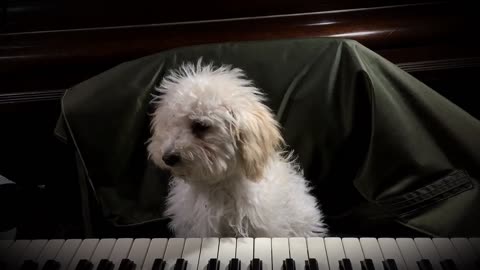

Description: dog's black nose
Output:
[163,153,181,166]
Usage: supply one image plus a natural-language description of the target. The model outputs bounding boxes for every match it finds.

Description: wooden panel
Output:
[4,0,442,32]
[1,2,476,94]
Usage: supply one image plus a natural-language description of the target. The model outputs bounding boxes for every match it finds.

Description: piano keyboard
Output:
[1,238,479,270]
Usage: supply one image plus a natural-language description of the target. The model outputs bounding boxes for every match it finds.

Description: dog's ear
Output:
[236,104,284,182]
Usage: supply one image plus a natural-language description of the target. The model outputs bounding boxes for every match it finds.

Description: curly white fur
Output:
[147,60,327,237]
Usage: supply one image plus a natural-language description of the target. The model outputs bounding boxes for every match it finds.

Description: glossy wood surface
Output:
[1,2,476,94]
[3,0,442,32]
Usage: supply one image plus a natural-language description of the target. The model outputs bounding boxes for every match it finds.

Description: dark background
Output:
[0,0,478,239]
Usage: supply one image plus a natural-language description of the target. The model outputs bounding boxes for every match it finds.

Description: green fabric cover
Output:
[55,38,480,237]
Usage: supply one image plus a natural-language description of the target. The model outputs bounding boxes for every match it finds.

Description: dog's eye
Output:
[191,120,210,137]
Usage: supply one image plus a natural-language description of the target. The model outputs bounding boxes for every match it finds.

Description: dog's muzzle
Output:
[163,152,181,167]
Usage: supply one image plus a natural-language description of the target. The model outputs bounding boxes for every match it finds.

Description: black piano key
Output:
[96,260,113,270]
[207,259,220,270]
[42,260,60,270]
[339,259,353,270]
[174,259,187,270]
[82,260,94,270]
[104,261,114,270]
[305,259,319,270]
[250,259,262,270]
[382,259,398,270]
[84,261,94,270]
[118,259,136,270]
[360,259,375,270]
[152,259,166,270]
[228,258,241,270]
[417,259,434,270]
[75,260,86,270]
[439,259,457,270]
[75,260,94,270]
[282,258,295,270]
[20,260,39,270]
[0,261,6,270]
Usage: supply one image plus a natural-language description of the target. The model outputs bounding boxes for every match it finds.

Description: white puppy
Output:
[147,60,327,237]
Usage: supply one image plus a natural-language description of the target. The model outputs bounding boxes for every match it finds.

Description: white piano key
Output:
[342,238,364,270]
[306,237,329,270]
[324,237,345,270]
[128,239,151,270]
[109,238,134,270]
[359,238,384,270]
[163,238,185,270]
[181,238,201,270]
[469,238,480,257]
[395,238,422,270]
[19,239,48,263]
[90,239,116,269]
[377,238,407,270]
[4,240,31,269]
[68,239,100,270]
[37,240,66,270]
[432,238,463,270]
[450,238,477,270]
[254,238,272,270]
[235,238,253,270]
[271,238,289,270]
[55,239,82,270]
[142,239,168,270]
[414,238,443,270]
[199,238,220,270]
[289,238,308,270]
[217,238,236,270]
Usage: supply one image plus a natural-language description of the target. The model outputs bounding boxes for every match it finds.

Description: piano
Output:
[1,238,479,270]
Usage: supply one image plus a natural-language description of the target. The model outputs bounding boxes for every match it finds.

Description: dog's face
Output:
[147,62,283,184]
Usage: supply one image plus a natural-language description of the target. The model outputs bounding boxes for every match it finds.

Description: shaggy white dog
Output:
[147,60,327,237]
